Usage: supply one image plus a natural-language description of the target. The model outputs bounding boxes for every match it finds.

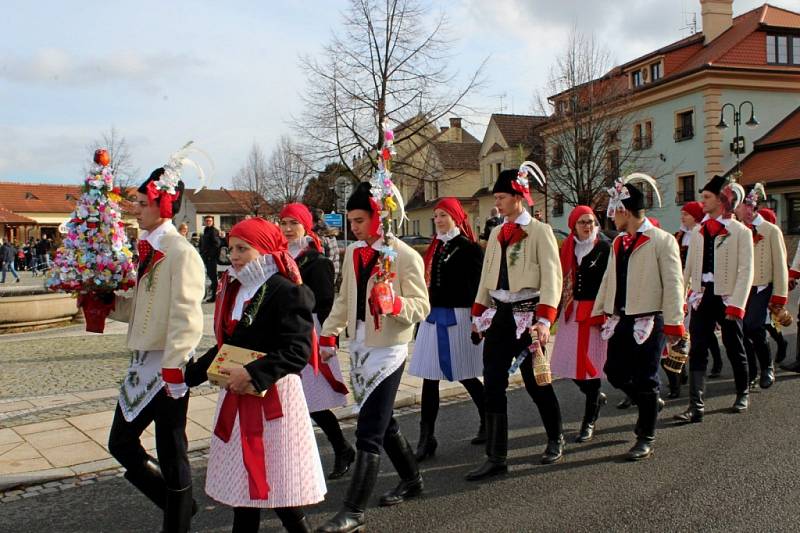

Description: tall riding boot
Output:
[538,392,565,465]
[746,347,759,389]
[315,451,380,533]
[576,389,606,443]
[674,370,705,423]
[757,345,775,390]
[124,456,167,509]
[232,507,261,533]
[665,367,681,399]
[379,431,424,506]
[414,420,437,462]
[163,485,193,533]
[627,392,657,461]
[709,337,723,378]
[465,413,508,481]
[471,412,486,445]
[275,507,312,533]
[312,410,355,480]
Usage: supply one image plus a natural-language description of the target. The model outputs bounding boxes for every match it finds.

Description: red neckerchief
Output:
[214,274,242,348]
[498,223,526,248]
[703,219,724,238]
[621,233,635,250]
[354,246,379,282]
[137,240,153,266]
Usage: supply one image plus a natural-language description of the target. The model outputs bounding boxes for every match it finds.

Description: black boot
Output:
[541,435,565,465]
[773,327,788,364]
[666,369,681,399]
[627,392,657,461]
[275,508,312,533]
[616,395,635,409]
[465,413,508,481]
[315,451,380,533]
[732,392,749,413]
[379,431,423,507]
[674,370,705,423]
[414,421,437,462]
[758,348,775,389]
[329,445,356,480]
[124,456,167,509]
[575,392,606,443]
[232,507,261,533]
[471,416,486,445]
[163,485,193,533]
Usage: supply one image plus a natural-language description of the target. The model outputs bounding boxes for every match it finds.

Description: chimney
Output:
[449,117,462,129]
[700,0,733,44]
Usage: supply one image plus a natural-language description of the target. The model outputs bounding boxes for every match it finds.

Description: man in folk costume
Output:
[550,206,611,443]
[757,208,791,368]
[185,218,326,533]
[279,203,354,480]
[676,176,754,424]
[105,147,206,532]
[733,184,789,390]
[593,174,685,460]
[410,197,486,461]
[467,162,565,481]
[316,182,430,533]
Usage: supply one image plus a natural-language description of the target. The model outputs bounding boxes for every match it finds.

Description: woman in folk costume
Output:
[409,197,486,461]
[316,182,430,533]
[757,208,790,365]
[185,218,325,533]
[550,206,610,443]
[279,203,354,480]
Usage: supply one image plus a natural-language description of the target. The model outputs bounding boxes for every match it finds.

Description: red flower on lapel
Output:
[140,249,166,280]
[752,232,763,245]
[506,226,527,247]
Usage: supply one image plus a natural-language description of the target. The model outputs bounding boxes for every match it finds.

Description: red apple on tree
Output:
[94,149,110,167]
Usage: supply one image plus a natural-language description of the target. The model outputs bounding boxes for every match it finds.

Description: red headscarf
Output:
[758,208,776,224]
[423,198,476,285]
[681,201,704,224]
[559,206,595,282]
[279,203,323,252]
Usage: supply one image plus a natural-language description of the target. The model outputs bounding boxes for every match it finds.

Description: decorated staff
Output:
[467,161,565,481]
[184,218,325,533]
[409,197,486,461]
[316,121,430,533]
[279,203,354,481]
[593,173,685,460]
[676,175,754,424]
[105,144,207,532]
[734,184,789,391]
[550,206,611,443]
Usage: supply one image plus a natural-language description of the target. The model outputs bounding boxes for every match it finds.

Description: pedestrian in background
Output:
[0,239,21,283]
[199,215,222,303]
[479,207,502,242]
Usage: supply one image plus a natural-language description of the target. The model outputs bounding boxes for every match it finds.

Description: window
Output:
[675,174,695,204]
[552,145,563,168]
[552,194,564,217]
[767,34,800,65]
[651,62,662,81]
[675,110,694,141]
[606,130,620,144]
[412,220,420,235]
[220,215,243,231]
[606,150,620,181]
[644,121,653,149]
[495,162,502,179]
[631,70,643,87]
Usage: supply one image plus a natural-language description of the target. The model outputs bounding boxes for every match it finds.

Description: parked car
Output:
[399,235,432,246]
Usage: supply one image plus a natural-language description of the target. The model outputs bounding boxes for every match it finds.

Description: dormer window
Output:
[651,62,662,81]
[767,35,800,65]
[631,70,643,87]
[25,192,38,200]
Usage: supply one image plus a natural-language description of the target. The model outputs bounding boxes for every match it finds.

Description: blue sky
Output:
[0,0,782,188]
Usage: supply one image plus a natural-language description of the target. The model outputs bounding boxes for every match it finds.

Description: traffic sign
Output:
[324,213,344,228]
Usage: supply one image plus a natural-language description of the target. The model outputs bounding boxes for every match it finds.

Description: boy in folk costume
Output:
[316,182,430,533]
[185,218,325,533]
[279,203,354,480]
[756,208,790,366]
[593,175,685,461]
[550,206,611,443]
[467,163,565,482]
[104,148,206,532]
[410,197,486,461]
[733,184,789,390]
[676,176,754,424]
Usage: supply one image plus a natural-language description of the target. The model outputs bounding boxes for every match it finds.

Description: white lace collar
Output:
[436,227,460,243]
[574,227,598,266]
[288,236,313,259]
[229,255,278,292]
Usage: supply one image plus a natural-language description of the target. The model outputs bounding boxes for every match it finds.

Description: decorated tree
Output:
[47,149,136,332]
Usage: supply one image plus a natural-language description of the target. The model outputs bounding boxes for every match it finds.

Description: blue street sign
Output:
[324,213,343,228]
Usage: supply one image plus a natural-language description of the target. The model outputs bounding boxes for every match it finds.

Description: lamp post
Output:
[716,100,759,178]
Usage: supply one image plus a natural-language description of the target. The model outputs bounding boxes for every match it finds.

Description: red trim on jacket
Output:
[725,306,745,319]
[663,324,685,337]
[536,304,557,323]
[319,335,337,348]
[770,295,788,306]
[471,302,488,317]
[161,368,184,384]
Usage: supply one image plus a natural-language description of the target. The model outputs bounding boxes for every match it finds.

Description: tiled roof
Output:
[0,183,82,213]
[491,114,547,147]
[432,142,481,170]
[0,207,36,224]
[184,188,267,214]
[734,105,800,185]
[405,196,478,212]
[761,4,800,26]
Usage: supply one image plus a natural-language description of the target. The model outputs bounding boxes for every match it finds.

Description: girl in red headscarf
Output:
[279,203,354,481]
[184,217,325,532]
[550,206,611,443]
[409,198,486,460]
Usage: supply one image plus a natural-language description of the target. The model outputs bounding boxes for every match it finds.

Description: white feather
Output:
[519,160,546,188]
[623,172,662,209]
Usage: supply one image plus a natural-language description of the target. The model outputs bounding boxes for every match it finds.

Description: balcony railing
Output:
[633,135,653,151]
[674,125,694,142]
[675,190,695,205]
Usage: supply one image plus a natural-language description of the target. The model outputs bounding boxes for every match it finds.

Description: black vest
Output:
[356,252,380,321]
[614,234,641,314]
[496,242,510,291]
[702,229,715,276]
[573,240,611,301]
[429,235,483,308]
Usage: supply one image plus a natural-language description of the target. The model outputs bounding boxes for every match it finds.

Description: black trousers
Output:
[108,389,192,491]
[355,363,406,454]
[482,304,562,440]
[743,284,773,378]
[688,287,749,394]
[203,256,218,296]
[604,314,664,396]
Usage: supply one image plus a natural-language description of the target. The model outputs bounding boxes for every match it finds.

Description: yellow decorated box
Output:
[207,344,267,397]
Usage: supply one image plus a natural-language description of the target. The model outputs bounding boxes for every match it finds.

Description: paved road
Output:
[3,360,800,533]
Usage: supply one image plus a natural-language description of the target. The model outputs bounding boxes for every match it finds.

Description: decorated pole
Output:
[46,149,136,332]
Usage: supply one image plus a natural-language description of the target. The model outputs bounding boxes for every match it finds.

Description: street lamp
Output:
[716,100,759,177]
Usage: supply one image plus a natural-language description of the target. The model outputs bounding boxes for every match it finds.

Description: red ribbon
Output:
[213,391,283,500]
[146,180,179,218]
[574,301,599,380]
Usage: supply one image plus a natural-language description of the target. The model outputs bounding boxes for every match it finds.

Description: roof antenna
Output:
[680,0,698,37]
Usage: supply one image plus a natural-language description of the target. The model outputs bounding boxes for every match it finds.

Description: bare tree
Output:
[86,127,140,195]
[265,136,313,206]
[232,142,271,215]
[294,0,486,186]
[535,30,667,211]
